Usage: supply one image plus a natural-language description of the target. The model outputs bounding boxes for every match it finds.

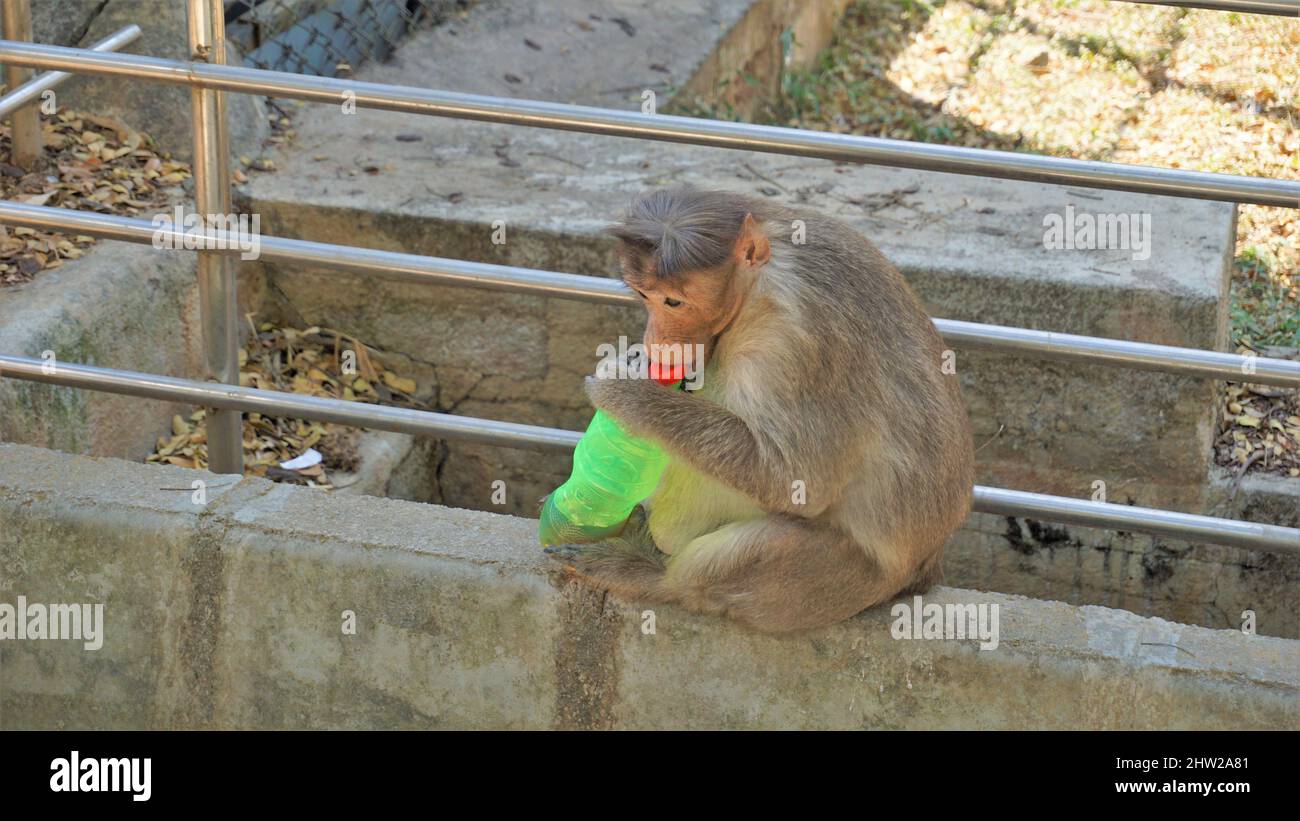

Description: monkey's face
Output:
[615,211,771,375]
[622,264,738,374]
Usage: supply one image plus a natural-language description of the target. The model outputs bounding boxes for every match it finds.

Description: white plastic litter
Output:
[279,448,323,471]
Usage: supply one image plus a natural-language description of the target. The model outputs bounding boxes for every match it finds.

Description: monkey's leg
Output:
[664,517,909,634]
[543,506,672,602]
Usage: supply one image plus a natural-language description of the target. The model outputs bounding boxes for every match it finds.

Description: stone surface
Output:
[376,0,756,110]
[0,237,203,461]
[28,0,103,49]
[948,510,1299,640]
[1,443,1295,730]
[332,428,444,503]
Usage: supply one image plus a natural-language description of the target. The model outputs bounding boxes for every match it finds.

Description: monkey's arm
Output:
[585,376,816,516]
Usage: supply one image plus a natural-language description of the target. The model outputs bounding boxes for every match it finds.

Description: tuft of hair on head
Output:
[607,188,755,281]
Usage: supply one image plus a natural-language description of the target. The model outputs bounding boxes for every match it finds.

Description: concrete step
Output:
[0,239,203,461]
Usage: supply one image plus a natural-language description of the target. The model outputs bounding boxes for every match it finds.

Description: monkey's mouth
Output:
[647,361,685,384]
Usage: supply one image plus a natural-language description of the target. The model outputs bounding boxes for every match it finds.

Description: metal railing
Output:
[1114,0,1299,15]
[0,1,1297,556]
[2,201,1297,390]
[0,24,141,120]
[1,352,1293,556]
[1,39,1298,207]
[187,0,242,473]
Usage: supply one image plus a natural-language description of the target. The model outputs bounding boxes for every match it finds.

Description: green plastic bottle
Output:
[538,365,682,546]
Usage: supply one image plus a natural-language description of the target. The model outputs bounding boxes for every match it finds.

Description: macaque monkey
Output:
[545,188,974,633]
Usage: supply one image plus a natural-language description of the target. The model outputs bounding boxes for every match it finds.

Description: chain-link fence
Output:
[225,0,468,77]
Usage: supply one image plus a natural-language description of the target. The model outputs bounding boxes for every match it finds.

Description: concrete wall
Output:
[0,239,203,462]
[670,0,854,118]
[951,512,1298,640]
[0,444,1295,730]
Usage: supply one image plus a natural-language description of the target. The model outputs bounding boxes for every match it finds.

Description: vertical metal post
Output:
[187,0,243,474]
[2,0,41,170]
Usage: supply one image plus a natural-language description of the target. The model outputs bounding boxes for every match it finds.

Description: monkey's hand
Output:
[583,373,681,436]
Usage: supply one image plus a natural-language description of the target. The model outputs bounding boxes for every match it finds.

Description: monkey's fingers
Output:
[621,504,649,537]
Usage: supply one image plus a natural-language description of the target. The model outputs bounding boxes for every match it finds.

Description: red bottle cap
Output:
[648,361,684,385]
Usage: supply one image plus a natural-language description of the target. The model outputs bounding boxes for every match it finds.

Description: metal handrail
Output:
[2,200,1297,389]
[1,354,1294,555]
[0,355,581,452]
[0,39,1297,207]
[0,25,141,119]
[1112,0,1299,14]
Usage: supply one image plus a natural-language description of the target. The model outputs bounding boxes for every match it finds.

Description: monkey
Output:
[544,187,974,634]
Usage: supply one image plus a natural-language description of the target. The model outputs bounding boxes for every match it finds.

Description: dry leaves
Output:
[0,109,191,286]
[1214,374,1300,479]
[147,323,432,488]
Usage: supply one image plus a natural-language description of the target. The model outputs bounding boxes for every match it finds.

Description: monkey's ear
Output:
[733,213,771,270]
[606,225,654,269]
[604,224,636,246]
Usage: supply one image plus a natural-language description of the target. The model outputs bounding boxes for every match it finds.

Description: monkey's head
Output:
[608,189,771,375]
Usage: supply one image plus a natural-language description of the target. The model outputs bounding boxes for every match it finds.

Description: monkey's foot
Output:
[543,530,667,599]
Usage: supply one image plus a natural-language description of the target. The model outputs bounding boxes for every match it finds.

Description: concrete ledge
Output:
[1,443,1295,729]
[0,238,203,461]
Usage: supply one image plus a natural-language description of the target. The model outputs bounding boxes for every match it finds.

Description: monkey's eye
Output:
[633,288,648,300]
[664,297,682,308]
